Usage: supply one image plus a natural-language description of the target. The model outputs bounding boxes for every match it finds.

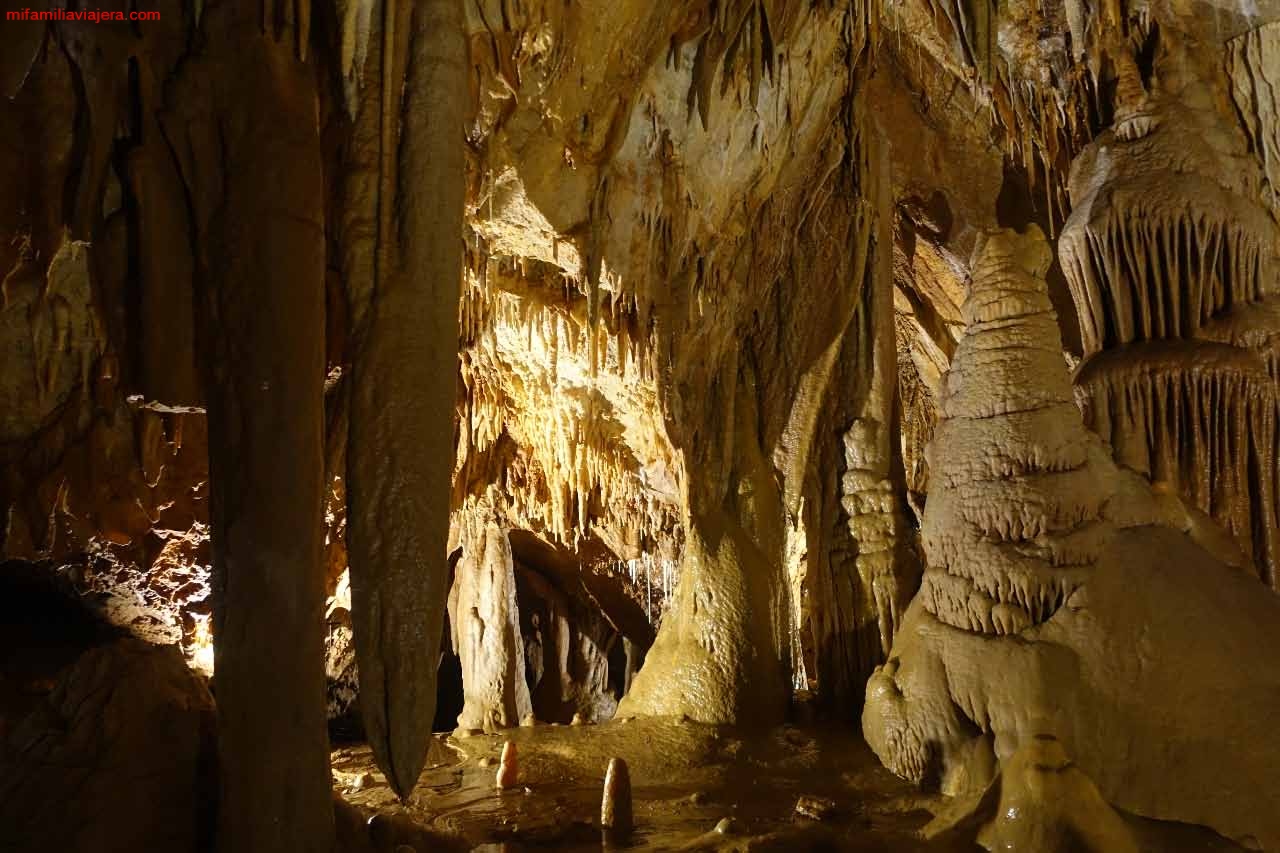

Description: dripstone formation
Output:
[863,227,1280,849]
[2,0,1279,851]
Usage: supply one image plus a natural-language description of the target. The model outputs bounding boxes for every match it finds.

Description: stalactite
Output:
[1060,61,1280,585]
[1075,342,1280,586]
[128,69,201,408]
[345,0,469,799]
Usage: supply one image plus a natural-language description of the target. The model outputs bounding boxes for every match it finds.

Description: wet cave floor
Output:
[331,716,968,852]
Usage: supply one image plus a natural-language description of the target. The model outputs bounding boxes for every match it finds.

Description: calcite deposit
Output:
[1060,34,1280,586]
[2,0,1279,851]
[863,227,1280,849]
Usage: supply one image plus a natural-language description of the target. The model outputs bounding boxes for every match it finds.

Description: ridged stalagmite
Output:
[864,226,1280,849]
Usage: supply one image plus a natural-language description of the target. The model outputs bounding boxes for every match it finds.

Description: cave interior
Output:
[2,0,1280,851]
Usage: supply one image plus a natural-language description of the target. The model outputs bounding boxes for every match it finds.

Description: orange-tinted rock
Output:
[601,757,633,840]
[495,740,519,790]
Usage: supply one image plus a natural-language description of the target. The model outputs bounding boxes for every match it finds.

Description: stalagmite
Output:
[601,757,634,842]
[617,368,791,725]
[863,227,1280,848]
[839,146,920,680]
[976,737,1138,853]
[911,226,1107,638]
[449,508,533,731]
[495,741,518,789]
[928,735,1139,853]
[345,0,469,798]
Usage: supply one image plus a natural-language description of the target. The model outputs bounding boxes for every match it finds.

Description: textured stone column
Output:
[344,0,469,797]
[165,5,334,851]
[449,515,532,731]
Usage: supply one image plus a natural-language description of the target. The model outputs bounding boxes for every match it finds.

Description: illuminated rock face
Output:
[863,227,1280,850]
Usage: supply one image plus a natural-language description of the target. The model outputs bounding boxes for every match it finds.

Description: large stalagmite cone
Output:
[601,757,633,841]
[346,0,469,800]
[917,225,1109,635]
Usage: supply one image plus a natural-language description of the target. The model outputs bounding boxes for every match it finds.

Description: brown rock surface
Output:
[0,636,216,853]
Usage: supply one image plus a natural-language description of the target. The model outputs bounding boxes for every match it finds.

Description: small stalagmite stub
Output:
[495,740,519,789]
[601,757,633,840]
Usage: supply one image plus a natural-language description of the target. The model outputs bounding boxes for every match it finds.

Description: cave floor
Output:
[331,716,970,852]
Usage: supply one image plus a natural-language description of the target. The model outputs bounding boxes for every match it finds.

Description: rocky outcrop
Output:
[0,638,216,853]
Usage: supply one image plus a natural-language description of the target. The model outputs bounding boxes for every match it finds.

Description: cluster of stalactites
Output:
[1059,75,1280,586]
[459,243,660,382]
[455,250,676,552]
[1075,342,1280,586]
[918,228,1111,635]
[619,551,681,625]
[457,360,677,550]
[987,63,1087,234]
[1060,194,1276,358]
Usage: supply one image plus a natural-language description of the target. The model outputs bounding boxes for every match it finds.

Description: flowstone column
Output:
[618,363,791,725]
